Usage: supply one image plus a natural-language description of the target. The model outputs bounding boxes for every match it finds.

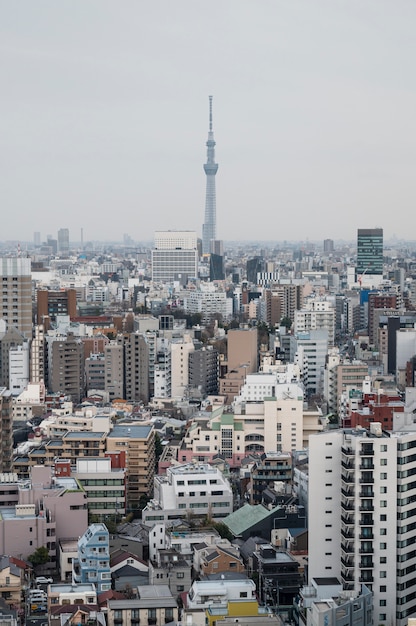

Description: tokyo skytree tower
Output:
[202,96,218,255]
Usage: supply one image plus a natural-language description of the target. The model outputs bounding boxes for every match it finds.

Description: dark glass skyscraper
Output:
[202,96,218,255]
[357,228,383,277]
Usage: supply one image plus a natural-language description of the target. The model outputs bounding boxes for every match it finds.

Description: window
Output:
[380,529,387,535]
[379,614,386,622]
[380,445,387,451]
[380,486,387,493]
[380,514,387,521]
[240,592,248,598]
[380,586,386,592]
[380,459,387,465]
[380,543,387,550]
[380,571,386,578]
[380,501,387,507]
[177,572,184,578]
[380,557,387,564]
[380,473,387,480]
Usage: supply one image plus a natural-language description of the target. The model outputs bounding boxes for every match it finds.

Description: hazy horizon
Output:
[2,2,416,243]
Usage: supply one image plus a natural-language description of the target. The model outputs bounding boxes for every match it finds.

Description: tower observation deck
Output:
[202,96,218,255]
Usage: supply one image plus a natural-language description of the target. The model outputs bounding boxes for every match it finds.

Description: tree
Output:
[280,317,292,330]
[211,521,233,541]
[28,546,49,567]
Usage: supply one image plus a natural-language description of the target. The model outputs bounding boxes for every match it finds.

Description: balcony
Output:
[341,542,354,555]
[341,459,355,470]
[359,476,374,483]
[341,487,354,498]
[359,531,374,540]
[359,490,374,498]
[359,560,374,569]
[341,528,354,539]
[359,462,374,470]
[341,515,354,526]
[359,573,374,583]
[341,446,354,457]
[359,446,374,456]
[359,503,374,511]
[342,571,355,582]
[341,501,354,511]
[341,556,354,568]
[359,546,374,554]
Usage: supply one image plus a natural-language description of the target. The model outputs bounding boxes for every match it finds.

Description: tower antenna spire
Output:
[202,96,219,255]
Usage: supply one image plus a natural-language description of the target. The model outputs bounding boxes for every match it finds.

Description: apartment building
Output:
[309,424,416,626]
[0,389,12,473]
[294,299,335,347]
[72,524,111,593]
[107,586,178,626]
[106,425,155,510]
[0,257,32,338]
[143,463,233,525]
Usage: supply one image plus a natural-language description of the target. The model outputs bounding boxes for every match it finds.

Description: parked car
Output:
[35,576,53,584]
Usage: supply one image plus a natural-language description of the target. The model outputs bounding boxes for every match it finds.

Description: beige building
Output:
[106,425,155,509]
[226,327,258,374]
[124,333,149,403]
[105,341,124,401]
[0,257,32,338]
[181,385,323,468]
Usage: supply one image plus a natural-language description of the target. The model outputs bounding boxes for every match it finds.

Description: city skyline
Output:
[2,2,416,242]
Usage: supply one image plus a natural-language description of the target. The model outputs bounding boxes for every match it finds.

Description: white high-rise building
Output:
[9,341,30,395]
[152,231,198,285]
[294,299,335,347]
[309,425,416,626]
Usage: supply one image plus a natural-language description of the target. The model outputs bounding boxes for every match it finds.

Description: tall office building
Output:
[0,257,32,338]
[202,96,218,254]
[151,231,198,285]
[309,425,416,626]
[57,228,70,254]
[357,228,383,284]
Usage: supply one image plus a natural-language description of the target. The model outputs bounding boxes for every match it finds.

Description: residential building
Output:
[0,390,12,473]
[107,585,178,626]
[0,257,32,338]
[227,327,258,374]
[8,342,29,396]
[30,324,46,383]
[123,333,149,403]
[72,524,111,593]
[189,346,219,396]
[106,425,155,510]
[72,457,126,520]
[104,340,124,401]
[308,424,416,626]
[294,299,335,347]
[148,548,192,596]
[143,463,233,525]
[47,333,85,404]
[37,288,77,328]
[293,579,373,626]
[252,544,303,607]
[0,326,25,389]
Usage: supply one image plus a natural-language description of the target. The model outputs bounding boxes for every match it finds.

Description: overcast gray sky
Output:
[1,1,416,244]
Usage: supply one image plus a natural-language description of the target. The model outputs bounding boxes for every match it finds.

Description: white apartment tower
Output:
[309,425,416,626]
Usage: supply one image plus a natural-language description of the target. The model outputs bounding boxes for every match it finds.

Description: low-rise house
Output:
[148,549,192,597]
[110,550,148,591]
[48,582,97,613]
[0,556,24,611]
[107,585,178,626]
[194,542,245,578]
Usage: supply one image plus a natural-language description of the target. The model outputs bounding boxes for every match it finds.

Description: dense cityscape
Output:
[0,91,416,626]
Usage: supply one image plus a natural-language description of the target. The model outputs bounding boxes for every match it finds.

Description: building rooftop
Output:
[107,425,152,439]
